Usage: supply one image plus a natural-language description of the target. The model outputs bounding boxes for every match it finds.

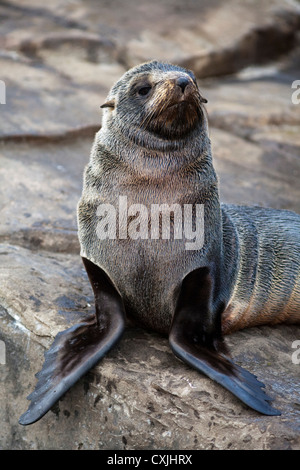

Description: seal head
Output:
[101,61,208,149]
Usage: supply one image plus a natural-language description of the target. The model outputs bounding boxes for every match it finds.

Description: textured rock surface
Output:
[0,0,299,450]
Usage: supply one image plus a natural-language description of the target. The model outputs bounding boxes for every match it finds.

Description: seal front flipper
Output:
[19,257,125,425]
[169,267,281,416]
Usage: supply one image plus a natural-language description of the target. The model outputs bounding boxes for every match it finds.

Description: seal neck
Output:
[97,122,213,179]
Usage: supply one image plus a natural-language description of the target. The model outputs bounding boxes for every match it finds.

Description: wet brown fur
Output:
[18,61,300,425]
[78,61,300,336]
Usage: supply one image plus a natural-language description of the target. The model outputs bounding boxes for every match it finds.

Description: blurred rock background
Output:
[0,0,299,450]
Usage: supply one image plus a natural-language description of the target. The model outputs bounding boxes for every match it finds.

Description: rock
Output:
[200,51,300,212]
[179,9,300,78]
[0,0,299,451]
[203,66,300,138]
[0,137,92,252]
[0,244,299,449]
[4,30,126,89]
[211,127,300,212]
[5,30,117,59]
[0,56,104,139]
[121,4,300,76]
[0,245,92,340]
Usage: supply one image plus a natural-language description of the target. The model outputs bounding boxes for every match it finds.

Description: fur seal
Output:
[19,61,300,425]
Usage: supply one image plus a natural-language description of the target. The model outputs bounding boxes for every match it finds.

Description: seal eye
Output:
[138,86,151,96]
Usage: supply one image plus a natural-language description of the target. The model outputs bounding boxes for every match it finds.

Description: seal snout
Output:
[140,71,204,138]
[176,76,190,93]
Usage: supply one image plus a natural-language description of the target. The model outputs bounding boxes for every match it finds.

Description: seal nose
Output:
[176,76,190,93]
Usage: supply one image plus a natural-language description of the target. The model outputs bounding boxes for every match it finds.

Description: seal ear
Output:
[100,99,115,109]
[200,95,208,104]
